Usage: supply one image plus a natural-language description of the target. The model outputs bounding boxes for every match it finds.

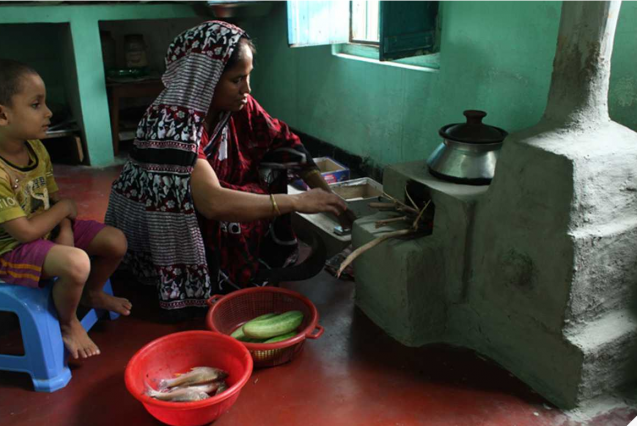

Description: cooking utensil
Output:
[427,110,507,185]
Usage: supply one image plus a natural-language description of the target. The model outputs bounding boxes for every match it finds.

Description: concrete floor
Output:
[0,163,636,426]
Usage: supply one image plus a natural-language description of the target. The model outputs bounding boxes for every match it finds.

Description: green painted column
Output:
[70,17,113,166]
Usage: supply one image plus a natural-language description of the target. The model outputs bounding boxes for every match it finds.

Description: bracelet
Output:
[270,193,281,216]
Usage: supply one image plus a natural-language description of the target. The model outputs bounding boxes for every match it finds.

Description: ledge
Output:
[332,43,440,72]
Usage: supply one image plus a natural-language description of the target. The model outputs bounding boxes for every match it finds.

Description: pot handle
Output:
[464,110,487,125]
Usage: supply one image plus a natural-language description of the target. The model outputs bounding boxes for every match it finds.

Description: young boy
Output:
[0,58,131,360]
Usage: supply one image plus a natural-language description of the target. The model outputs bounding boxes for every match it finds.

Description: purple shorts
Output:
[0,219,106,288]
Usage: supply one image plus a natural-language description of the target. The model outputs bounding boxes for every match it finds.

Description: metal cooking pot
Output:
[427,110,507,185]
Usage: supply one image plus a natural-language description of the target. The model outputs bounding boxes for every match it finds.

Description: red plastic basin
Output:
[125,330,253,426]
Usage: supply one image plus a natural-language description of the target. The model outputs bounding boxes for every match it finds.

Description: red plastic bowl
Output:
[205,287,324,368]
[125,331,253,426]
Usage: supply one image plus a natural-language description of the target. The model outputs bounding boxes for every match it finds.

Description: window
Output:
[287,1,440,64]
[351,0,380,44]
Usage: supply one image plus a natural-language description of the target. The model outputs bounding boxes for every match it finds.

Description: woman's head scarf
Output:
[133,21,246,167]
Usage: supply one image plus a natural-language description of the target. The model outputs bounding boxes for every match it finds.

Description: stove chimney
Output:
[543,2,621,126]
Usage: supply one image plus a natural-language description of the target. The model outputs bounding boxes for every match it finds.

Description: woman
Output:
[105,21,348,312]
[194,26,357,294]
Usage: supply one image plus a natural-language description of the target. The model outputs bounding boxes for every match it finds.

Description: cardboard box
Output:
[329,177,383,201]
[291,157,350,189]
[314,157,350,184]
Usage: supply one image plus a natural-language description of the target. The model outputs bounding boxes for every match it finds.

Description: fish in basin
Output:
[159,366,228,390]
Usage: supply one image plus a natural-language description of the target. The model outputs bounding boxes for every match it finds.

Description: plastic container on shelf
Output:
[124,34,149,70]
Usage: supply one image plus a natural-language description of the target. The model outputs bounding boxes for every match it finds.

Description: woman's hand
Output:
[298,167,356,227]
[53,218,74,247]
[192,159,347,221]
[292,188,347,216]
[338,208,358,231]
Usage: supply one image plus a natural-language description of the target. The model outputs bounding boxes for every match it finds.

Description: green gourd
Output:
[243,311,304,339]
[263,331,298,343]
[230,313,278,340]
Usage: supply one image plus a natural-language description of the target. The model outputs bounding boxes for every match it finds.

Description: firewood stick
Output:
[404,189,419,211]
[369,202,396,209]
[412,200,432,230]
[381,192,412,210]
[375,216,408,228]
[369,203,418,215]
[370,201,418,215]
[337,229,414,278]
[397,206,419,215]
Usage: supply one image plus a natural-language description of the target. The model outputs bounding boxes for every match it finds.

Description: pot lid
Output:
[439,110,507,144]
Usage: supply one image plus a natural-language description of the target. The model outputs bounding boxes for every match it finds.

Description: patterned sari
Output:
[198,95,317,293]
[106,21,318,310]
[105,22,247,310]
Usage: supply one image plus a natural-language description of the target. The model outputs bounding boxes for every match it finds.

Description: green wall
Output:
[2,2,635,168]
[609,1,637,128]
[244,1,637,169]
[0,3,200,166]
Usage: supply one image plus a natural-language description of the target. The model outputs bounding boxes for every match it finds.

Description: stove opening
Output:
[405,179,435,236]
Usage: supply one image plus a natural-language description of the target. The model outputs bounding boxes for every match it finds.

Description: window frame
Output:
[287,0,441,70]
[349,0,380,46]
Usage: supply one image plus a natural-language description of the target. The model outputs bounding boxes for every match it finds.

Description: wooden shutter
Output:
[379,1,439,61]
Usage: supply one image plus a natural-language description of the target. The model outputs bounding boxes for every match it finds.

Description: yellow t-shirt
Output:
[0,140,59,256]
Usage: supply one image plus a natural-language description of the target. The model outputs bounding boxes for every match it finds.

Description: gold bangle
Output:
[270,193,281,216]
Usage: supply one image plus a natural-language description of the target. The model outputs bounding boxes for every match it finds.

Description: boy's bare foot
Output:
[60,321,100,360]
[82,290,132,316]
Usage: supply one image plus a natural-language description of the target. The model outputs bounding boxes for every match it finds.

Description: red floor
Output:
[1,164,636,426]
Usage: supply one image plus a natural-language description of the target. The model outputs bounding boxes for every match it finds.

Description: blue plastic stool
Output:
[0,279,119,392]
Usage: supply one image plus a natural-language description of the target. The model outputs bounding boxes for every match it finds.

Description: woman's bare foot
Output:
[60,320,100,360]
[82,290,132,316]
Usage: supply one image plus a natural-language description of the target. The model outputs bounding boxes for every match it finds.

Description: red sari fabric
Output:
[199,95,315,291]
